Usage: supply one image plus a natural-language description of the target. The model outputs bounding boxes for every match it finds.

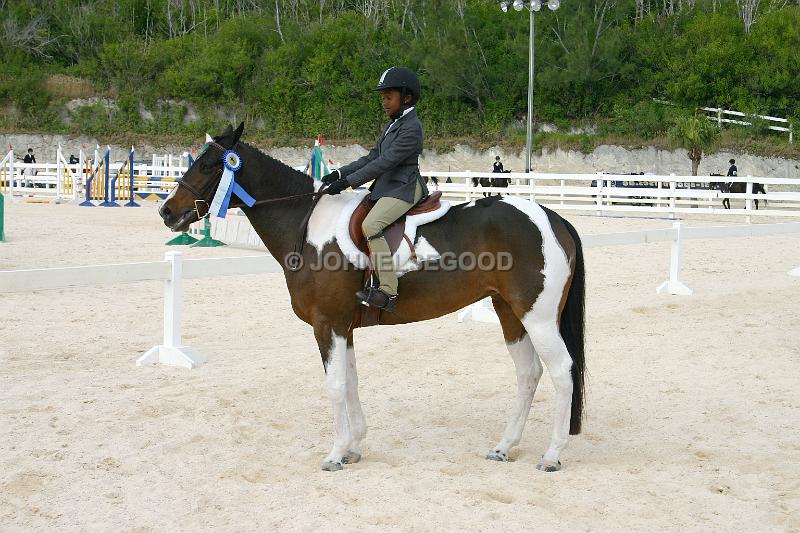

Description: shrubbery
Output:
[0,0,797,150]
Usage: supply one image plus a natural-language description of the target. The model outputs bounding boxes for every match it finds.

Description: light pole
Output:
[500,0,560,173]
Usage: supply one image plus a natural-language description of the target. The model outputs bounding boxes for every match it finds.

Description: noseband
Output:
[174,140,228,219]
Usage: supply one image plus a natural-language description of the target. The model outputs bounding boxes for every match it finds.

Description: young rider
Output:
[322,67,428,312]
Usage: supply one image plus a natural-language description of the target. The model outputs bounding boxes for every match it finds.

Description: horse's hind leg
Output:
[521,314,573,472]
[343,333,366,464]
[486,296,543,462]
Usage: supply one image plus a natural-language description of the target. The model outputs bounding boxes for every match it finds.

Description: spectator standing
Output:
[22,148,37,188]
[23,148,36,165]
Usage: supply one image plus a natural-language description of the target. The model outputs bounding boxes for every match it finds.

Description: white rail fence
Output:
[3,223,799,368]
[0,147,192,202]
[197,172,800,251]
[458,221,800,323]
[1,252,282,369]
[699,106,793,143]
[3,145,799,221]
[424,172,800,220]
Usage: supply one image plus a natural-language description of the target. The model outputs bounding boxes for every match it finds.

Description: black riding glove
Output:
[325,177,350,195]
[321,170,340,185]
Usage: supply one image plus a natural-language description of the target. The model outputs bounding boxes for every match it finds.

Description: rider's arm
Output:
[338,141,380,179]
[345,122,422,189]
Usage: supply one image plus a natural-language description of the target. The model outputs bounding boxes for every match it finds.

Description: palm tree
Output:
[669,113,720,176]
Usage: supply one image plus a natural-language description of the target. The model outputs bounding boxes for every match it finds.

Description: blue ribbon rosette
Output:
[209,150,256,218]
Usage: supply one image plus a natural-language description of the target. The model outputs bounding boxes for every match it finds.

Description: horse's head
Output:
[159,122,245,232]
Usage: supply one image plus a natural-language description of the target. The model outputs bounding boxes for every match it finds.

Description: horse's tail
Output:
[560,217,586,435]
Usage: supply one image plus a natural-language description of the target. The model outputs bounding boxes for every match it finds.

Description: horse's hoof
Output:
[341,452,361,464]
[321,461,343,472]
[486,450,509,462]
[536,459,562,472]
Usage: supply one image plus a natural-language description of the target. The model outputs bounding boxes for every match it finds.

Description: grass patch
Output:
[44,75,95,99]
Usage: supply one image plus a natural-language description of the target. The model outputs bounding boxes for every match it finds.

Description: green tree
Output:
[669,112,720,176]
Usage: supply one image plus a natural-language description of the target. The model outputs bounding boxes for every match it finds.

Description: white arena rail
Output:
[0,252,283,369]
[4,142,799,222]
[3,227,800,363]
[423,172,800,220]
[457,221,800,323]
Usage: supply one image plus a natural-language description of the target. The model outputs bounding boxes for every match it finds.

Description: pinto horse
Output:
[159,123,586,472]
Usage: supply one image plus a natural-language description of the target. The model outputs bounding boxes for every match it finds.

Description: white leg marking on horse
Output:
[345,343,367,460]
[487,334,543,461]
[501,196,573,470]
[323,334,352,469]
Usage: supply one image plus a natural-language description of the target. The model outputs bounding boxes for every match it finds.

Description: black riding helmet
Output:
[375,67,421,106]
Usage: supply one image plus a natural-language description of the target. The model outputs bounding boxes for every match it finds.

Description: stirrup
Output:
[355,286,398,313]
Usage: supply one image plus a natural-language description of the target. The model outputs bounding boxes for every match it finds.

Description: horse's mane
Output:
[239,140,315,196]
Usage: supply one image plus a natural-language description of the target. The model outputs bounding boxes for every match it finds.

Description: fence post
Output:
[56,145,64,198]
[137,251,206,369]
[465,173,471,202]
[717,107,722,127]
[669,173,677,218]
[125,147,140,207]
[656,221,693,296]
[745,177,753,224]
[595,173,603,215]
[74,148,85,203]
[0,193,5,242]
[8,148,15,202]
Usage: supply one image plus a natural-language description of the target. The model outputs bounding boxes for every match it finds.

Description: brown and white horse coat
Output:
[159,124,585,472]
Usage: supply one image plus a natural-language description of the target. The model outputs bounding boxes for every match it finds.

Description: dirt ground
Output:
[1,201,799,532]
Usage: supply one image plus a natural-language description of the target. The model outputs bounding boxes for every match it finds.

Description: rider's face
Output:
[381,89,406,117]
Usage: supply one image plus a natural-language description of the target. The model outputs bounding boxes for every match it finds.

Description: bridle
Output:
[174,139,327,270]
[176,140,323,219]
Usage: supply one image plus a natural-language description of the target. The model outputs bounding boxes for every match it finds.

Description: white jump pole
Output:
[458,297,499,324]
[656,221,693,296]
[137,251,206,369]
[8,147,16,203]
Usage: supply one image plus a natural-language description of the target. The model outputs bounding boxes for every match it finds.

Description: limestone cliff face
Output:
[2,133,798,179]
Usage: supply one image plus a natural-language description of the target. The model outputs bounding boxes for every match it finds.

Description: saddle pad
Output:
[335,192,450,275]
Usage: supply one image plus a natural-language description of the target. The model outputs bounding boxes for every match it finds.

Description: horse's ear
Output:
[214,124,234,145]
[232,122,245,145]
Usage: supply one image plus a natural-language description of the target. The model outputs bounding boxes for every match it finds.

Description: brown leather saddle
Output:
[348,191,442,256]
[349,191,442,329]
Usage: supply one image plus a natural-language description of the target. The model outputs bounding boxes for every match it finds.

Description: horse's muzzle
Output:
[159,203,197,232]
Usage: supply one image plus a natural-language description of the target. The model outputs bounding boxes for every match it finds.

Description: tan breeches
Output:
[361,181,424,295]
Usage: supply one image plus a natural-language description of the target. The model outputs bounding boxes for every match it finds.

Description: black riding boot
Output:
[355,286,398,312]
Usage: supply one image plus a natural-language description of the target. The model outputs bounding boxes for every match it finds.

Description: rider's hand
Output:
[325,177,350,195]
[321,170,340,185]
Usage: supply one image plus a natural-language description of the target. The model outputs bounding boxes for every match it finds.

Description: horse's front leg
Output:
[343,333,367,463]
[314,321,355,471]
